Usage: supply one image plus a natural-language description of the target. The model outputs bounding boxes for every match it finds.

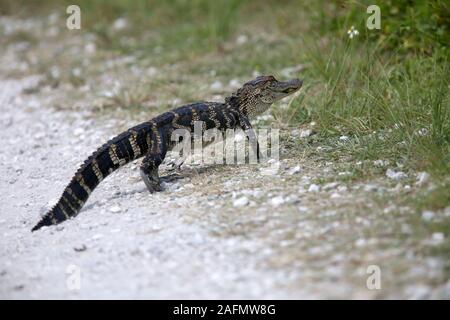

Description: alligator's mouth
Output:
[276,78,303,94]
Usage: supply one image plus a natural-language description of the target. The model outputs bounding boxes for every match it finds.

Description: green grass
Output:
[1,0,449,210]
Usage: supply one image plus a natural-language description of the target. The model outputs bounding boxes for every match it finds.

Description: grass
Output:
[1,0,449,210]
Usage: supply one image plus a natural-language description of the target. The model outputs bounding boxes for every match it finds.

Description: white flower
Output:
[417,128,428,136]
[347,26,359,39]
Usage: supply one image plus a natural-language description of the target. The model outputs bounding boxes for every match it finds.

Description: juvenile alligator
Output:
[32,75,302,231]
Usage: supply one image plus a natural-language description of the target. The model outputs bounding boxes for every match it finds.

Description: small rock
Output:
[236,34,248,45]
[431,232,444,244]
[373,159,387,167]
[323,182,339,191]
[113,17,128,30]
[287,165,301,175]
[91,234,104,240]
[330,192,341,198]
[355,238,366,247]
[84,42,96,54]
[229,79,241,88]
[298,206,308,212]
[299,129,312,138]
[210,81,223,91]
[147,67,158,77]
[445,207,450,217]
[233,196,249,207]
[270,196,285,207]
[285,195,299,204]
[386,168,407,180]
[109,206,121,213]
[73,128,85,136]
[308,184,320,193]
[422,210,435,221]
[401,224,412,234]
[290,129,300,137]
[363,184,378,192]
[339,135,349,141]
[416,172,430,186]
[34,132,46,139]
[74,244,87,252]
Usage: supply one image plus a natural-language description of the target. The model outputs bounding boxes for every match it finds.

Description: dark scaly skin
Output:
[32,76,302,231]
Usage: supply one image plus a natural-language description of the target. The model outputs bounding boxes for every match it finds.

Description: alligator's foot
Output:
[166,158,185,172]
[140,168,163,193]
[160,173,184,184]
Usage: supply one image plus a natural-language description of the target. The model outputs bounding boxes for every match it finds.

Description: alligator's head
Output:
[226,75,303,118]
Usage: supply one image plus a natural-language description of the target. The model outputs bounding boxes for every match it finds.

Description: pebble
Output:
[210,81,223,91]
[308,184,320,193]
[431,232,444,244]
[373,159,387,167]
[287,166,301,175]
[323,182,339,191]
[285,195,299,204]
[422,211,435,221]
[270,196,285,207]
[91,234,104,240]
[299,129,312,138]
[233,196,249,207]
[339,135,349,141]
[236,34,248,45]
[73,127,84,136]
[74,244,87,252]
[386,168,407,180]
[113,17,128,30]
[229,79,241,88]
[330,192,341,198]
[416,172,430,186]
[109,206,121,213]
[298,206,308,212]
[363,184,378,192]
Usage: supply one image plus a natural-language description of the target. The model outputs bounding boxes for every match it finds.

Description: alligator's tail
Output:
[32,124,151,231]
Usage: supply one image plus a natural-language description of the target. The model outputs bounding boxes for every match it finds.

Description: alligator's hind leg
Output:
[140,149,167,193]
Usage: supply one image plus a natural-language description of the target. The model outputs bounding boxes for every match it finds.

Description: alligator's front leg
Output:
[239,115,262,162]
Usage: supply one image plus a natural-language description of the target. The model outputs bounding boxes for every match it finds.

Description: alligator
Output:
[32,75,302,231]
